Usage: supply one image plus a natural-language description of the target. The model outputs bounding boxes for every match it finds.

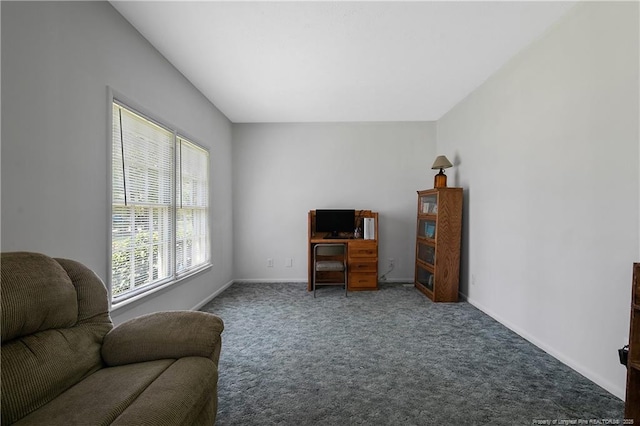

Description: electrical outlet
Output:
[388,258,395,268]
[285,257,293,268]
[267,258,274,268]
[472,274,476,286]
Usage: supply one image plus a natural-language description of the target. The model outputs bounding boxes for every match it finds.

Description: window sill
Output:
[110,263,212,312]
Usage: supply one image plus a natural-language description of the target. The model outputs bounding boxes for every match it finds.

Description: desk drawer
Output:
[349,260,377,273]
[349,242,377,258]
[349,273,378,289]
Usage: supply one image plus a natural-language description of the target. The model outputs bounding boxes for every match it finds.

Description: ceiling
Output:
[110,1,576,123]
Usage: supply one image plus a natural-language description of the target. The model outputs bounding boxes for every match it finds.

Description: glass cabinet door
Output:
[419,194,438,214]
[416,264,434,292]
[417,241,435,266]
[417,219,436,240]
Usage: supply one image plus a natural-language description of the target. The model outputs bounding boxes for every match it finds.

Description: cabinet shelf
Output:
[416,260,434,271]
[417,236,435,243]
[418,213,437,219]
[414,188,462,303]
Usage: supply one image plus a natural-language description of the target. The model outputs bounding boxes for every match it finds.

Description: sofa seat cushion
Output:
[13,357,217,426]
[2,324,112,424]
[112,357,218,426]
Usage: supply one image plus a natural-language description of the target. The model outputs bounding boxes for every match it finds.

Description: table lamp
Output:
[431,155,453,188]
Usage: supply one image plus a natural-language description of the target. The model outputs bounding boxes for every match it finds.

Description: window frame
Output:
[108,90,211,309]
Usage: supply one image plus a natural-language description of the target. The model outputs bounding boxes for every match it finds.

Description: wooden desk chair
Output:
[313,244,347,297]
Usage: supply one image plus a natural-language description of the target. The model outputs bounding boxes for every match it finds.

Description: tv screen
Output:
[315,209,355,236]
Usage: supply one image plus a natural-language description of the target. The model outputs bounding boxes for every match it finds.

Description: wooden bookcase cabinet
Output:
[414,188,463,302]
[307,210,379,292]
[625,263,640,422]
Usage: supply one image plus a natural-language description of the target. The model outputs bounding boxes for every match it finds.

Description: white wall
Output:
[1,1,234,324]
[3,0,638,402]
[437,1,639,399]
[232,122,436,282]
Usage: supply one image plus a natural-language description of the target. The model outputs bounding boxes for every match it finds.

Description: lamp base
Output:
[434,171,447,188]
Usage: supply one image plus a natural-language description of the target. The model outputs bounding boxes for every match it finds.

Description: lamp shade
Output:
[431,155,453,170]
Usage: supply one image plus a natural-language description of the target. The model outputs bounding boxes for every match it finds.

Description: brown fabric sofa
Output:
[1,252,224,425]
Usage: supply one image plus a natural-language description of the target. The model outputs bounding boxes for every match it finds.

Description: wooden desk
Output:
[307,210,379,292]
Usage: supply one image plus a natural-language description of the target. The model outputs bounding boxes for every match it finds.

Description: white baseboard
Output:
[191,279,235,311]
[460,291,625,400]
[191,279,305,310]
[233,278,414,284]
[380,278,414,283]
[192,278,414,310]
[233,278,306,283]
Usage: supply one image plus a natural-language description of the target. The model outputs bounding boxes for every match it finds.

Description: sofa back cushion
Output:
[2,252,78,341]
[1,252,113,424]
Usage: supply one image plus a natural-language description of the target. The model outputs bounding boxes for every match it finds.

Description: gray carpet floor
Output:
[200,282,624,425]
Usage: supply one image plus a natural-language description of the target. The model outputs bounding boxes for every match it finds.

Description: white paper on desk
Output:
[364,218,375,240]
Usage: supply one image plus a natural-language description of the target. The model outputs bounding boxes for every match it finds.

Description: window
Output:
[111,101,210,302]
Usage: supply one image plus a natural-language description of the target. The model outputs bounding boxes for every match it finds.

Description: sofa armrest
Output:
[101,311,224,366]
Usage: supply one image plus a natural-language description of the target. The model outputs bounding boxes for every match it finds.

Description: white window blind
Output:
[111,101,210,301]
[176,137,210,274]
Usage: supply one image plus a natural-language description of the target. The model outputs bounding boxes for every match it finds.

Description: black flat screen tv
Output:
[315,209,355,237]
